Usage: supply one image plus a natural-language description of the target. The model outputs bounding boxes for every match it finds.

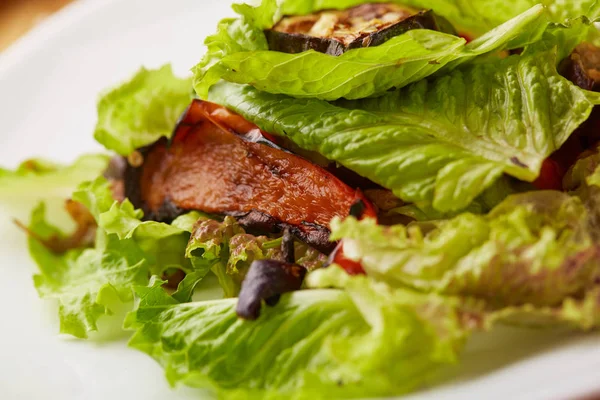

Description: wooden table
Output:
[0,0,73,51]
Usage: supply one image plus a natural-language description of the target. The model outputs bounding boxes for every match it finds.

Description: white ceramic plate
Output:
[1,1,600,399]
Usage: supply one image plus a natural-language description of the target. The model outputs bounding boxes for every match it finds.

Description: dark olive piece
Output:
[236,230,307,320]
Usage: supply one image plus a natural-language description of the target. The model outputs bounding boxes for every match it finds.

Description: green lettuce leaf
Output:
[520,16,597,64]
[483,285,600,330]
[73,177,195,276]
[330,189,600,309]
[404,0,600,35]
[274,0,600,35]
[564,148,600,234]
[461,149,600,329]
[28,203,149,338]
[194,4,551,100]
[0,154,109,218]
[210,50,599,212]
[125,275,466,399]
[94,65,193,155]
[25,176,206,338]
[196,29,466,101]
[309,266,600,331]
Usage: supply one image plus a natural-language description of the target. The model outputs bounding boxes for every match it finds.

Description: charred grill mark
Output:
[281,228,295,264]
[232,209,281,234]
[232,210,336,254]
[149,198,186,222]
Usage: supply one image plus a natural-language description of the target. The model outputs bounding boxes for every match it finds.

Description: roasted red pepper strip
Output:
[328,199,377,275]
[331,241,367,275]
[533,158,564,191]
[125,100,373,253]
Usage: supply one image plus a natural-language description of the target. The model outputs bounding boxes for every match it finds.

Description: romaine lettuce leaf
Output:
[485,285,600,330]
[194,4,549,100]
[276,0,600,35]
[325,143,600,331]
[0,154,109,218]
[195,29,467,101]
[94,65,193,155]
[401,0,600,35]
[518,16,598,65]
[309,266,600,331]
[210,50,599,212]
[125,275,467,399]
[25,177,205,338]
[330,189,600,309]
[73,177,194,276]
[27,203,149,338]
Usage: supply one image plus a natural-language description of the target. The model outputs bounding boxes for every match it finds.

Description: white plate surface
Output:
[0,1,599,399]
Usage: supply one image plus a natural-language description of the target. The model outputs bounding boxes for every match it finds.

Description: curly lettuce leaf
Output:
[72,178,194,275]
[484,285,600,330]
[27,203,149,338]
[211,50,598,212]
[185,216,326,298]
[309,266,600,331]
[25,177,206,338]
[331,189,600,309]
[125,275,466,399]
[94,65,193,155]
[194,4,551,100]
[0,154,109,218]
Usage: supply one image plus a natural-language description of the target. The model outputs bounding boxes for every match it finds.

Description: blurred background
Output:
[0,0,73,51]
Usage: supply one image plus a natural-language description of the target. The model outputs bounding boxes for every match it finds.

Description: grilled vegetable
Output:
[124,100,373,253]
[265,3,457,56]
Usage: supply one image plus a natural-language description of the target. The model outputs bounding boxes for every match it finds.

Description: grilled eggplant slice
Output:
[265,3,457,56]
[124,100,374,253]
